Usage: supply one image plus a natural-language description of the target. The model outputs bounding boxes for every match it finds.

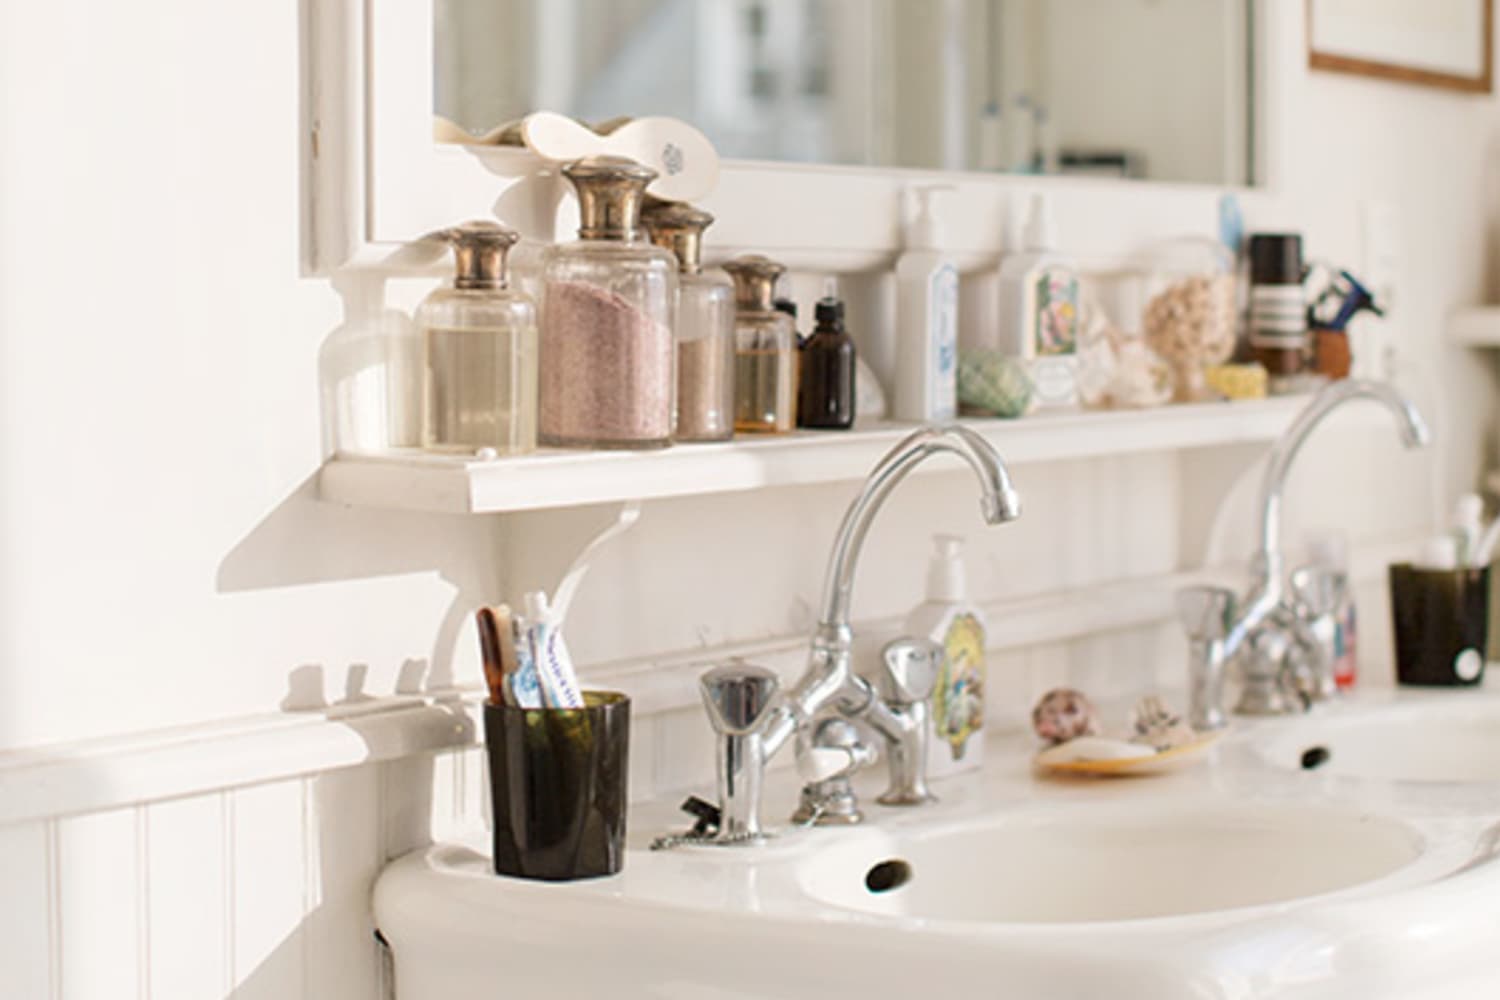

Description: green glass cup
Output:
[484,690,630,880]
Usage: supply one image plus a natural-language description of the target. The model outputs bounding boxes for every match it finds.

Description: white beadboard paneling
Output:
[229,781,307,1000]
[57,808,143,1000]
[0,821,55,999]
[303,766,382,1000]
[146,795,228,999]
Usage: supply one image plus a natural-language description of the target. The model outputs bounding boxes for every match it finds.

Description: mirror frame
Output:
[302,0,1295,277]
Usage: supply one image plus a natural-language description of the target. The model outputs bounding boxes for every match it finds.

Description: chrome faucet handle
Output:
[699,662,782,843]
[1235,626,1304,716]
[792,717,875,826]
[700,661,781,736]
[1177,585,1237,640]
[876,636,944,706]
[869,636,942,808]
[1179,585,1238,731]
[1289,565,1343,618]
[1286,567,1342,702]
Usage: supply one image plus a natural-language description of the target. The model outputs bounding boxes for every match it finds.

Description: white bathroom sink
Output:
[375,768,1500,999]
[799,802,1420,923]
[1257,698,1500,783]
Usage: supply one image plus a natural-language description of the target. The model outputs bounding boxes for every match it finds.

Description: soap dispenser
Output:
[996,193,1080,409]
[894,185,959,422]
[417,221,538,455]
[644,201,736,443]
[724,255,798,433]
[905,535,987,777]
[539,156,678,449]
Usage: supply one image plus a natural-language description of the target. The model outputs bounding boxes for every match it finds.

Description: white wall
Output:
[0,2,1498,999]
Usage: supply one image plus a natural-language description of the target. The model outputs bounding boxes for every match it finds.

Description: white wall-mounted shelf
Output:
[319,395,1363,515]
[1449,307,1500,346]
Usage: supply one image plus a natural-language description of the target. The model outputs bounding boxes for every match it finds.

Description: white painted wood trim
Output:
[304,0,1288,276]
[0,537,1417,828]
[319,396,1389,515]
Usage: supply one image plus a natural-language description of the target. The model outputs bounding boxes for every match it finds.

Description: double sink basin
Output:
[375,689,1500,998]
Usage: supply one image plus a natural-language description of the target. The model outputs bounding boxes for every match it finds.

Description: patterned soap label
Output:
[935,613,986,761]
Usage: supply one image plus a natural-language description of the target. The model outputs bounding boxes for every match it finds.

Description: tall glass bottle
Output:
[724,255,797,434]
[539,156,678,449]
[417,221,538,455]
[643,202,735,443]
[798,296,856,430]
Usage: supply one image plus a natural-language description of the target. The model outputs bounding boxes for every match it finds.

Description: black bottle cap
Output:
[1248,233,1303,284]
[773,297,798,319]
[814,296,844,329]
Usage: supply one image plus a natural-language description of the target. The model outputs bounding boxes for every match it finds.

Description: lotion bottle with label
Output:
[894,186,959,422]
[904,535,987,777]
[996,193,1080,408]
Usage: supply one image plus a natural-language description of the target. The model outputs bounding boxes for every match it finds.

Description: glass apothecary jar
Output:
[724,255,797,434]
[539,156,678,449]
[1138,238,1237,403]
[417,221,538,455]
[643,202,735,443]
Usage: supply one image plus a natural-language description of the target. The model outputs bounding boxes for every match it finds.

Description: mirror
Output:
[435,0,1253,186]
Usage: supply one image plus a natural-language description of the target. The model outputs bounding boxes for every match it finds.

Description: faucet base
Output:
[792,780,864,826]
[877,788,936,807]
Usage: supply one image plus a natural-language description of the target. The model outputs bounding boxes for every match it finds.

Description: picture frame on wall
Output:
[1307,0,1493,93]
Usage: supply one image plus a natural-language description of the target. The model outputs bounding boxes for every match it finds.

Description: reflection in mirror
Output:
[435,0,1253,186]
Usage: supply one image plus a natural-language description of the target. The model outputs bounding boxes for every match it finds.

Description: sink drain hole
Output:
[1301,746,1331,770]
[865,859,912,893]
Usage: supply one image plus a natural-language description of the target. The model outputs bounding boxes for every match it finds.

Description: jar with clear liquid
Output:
[724,255,797,434]
[644,201,735,442]
[418,221,538,455]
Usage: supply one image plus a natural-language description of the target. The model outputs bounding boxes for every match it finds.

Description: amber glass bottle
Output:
[797,296,856,430]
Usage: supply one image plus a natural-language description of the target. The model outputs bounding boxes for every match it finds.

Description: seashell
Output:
[1129,694,1198,751]
[1031,687,1101,745]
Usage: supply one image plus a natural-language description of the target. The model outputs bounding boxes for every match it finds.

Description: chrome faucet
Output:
[1180,379,1429,729]
[696,425,1021,843]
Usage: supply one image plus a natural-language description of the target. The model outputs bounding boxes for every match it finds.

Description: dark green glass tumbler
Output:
[484,690,630,880]
[1389,564,1490,687]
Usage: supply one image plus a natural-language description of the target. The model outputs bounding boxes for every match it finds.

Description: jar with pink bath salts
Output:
[539,156,678,449]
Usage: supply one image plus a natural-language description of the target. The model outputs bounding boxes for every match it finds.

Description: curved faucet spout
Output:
[1251,377,1429,609]
[817,425,1022,631]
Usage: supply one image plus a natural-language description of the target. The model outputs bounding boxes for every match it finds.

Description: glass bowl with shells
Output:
[1137,238,1238,403]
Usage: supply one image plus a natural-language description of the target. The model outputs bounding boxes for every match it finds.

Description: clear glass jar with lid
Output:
[1138,237,1237,402]
[417,221,538,455]
[724,255,798,434]
[539,156,678,449]
[643,201,735,443]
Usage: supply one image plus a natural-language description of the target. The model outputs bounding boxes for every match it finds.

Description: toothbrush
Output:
[476,606,509,706]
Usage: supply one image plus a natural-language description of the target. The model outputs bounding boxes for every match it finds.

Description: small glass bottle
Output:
[798,296,856,430]
[724,255,797,434]
[417,221,538,455]
[539,156,678,449]
[643,202,735,443]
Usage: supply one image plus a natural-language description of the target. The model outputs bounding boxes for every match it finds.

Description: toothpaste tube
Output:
[524,591,584,709]
[506,611,544,709]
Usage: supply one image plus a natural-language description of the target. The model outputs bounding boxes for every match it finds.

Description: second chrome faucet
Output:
[1180,379,1429,730]
[697,425,1021,843]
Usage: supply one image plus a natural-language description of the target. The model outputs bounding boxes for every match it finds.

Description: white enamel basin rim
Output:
[1258,700,1500,783]
[798,802,1423,924]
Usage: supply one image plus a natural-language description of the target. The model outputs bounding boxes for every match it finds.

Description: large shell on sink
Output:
[1031,688,1101,744]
